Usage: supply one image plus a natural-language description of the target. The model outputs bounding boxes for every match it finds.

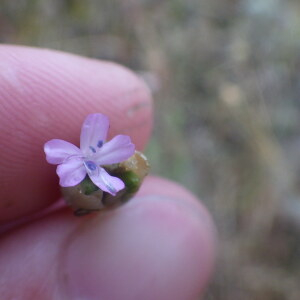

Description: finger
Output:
[0,177,216,300]
[0,45,152,223]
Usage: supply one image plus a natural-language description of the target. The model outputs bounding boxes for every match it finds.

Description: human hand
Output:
[0,46,216,300]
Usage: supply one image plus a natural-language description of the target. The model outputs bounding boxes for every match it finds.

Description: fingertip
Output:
[138,176,216,232]
[0,179,216,300]
[0,45,153,148]
[63,179,216,300]
[0,45,153,222]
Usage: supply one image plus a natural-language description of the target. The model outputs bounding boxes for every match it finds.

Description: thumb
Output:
[0,177,216,300]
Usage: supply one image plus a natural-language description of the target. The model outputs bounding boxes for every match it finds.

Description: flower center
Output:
[85,160,97,171]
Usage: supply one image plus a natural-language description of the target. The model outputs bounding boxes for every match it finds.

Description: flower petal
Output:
[44,139,82,164]
[56,158,86,187]
[89,167,125,196]
[94,135,135,165]
[80,113,109,156]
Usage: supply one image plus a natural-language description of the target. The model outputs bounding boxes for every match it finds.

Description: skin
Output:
[0,45,216,300]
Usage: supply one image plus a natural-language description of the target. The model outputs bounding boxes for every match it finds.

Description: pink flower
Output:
[44,113,135,195]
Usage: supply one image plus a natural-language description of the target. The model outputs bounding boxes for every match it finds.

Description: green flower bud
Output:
[61,151,150,216]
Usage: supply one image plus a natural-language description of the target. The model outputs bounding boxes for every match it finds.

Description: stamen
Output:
[97,140,103,148]
[85,160,97,171]
[89,146,96,153]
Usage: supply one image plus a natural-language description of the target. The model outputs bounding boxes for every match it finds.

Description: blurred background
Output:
[1,0,300,299]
